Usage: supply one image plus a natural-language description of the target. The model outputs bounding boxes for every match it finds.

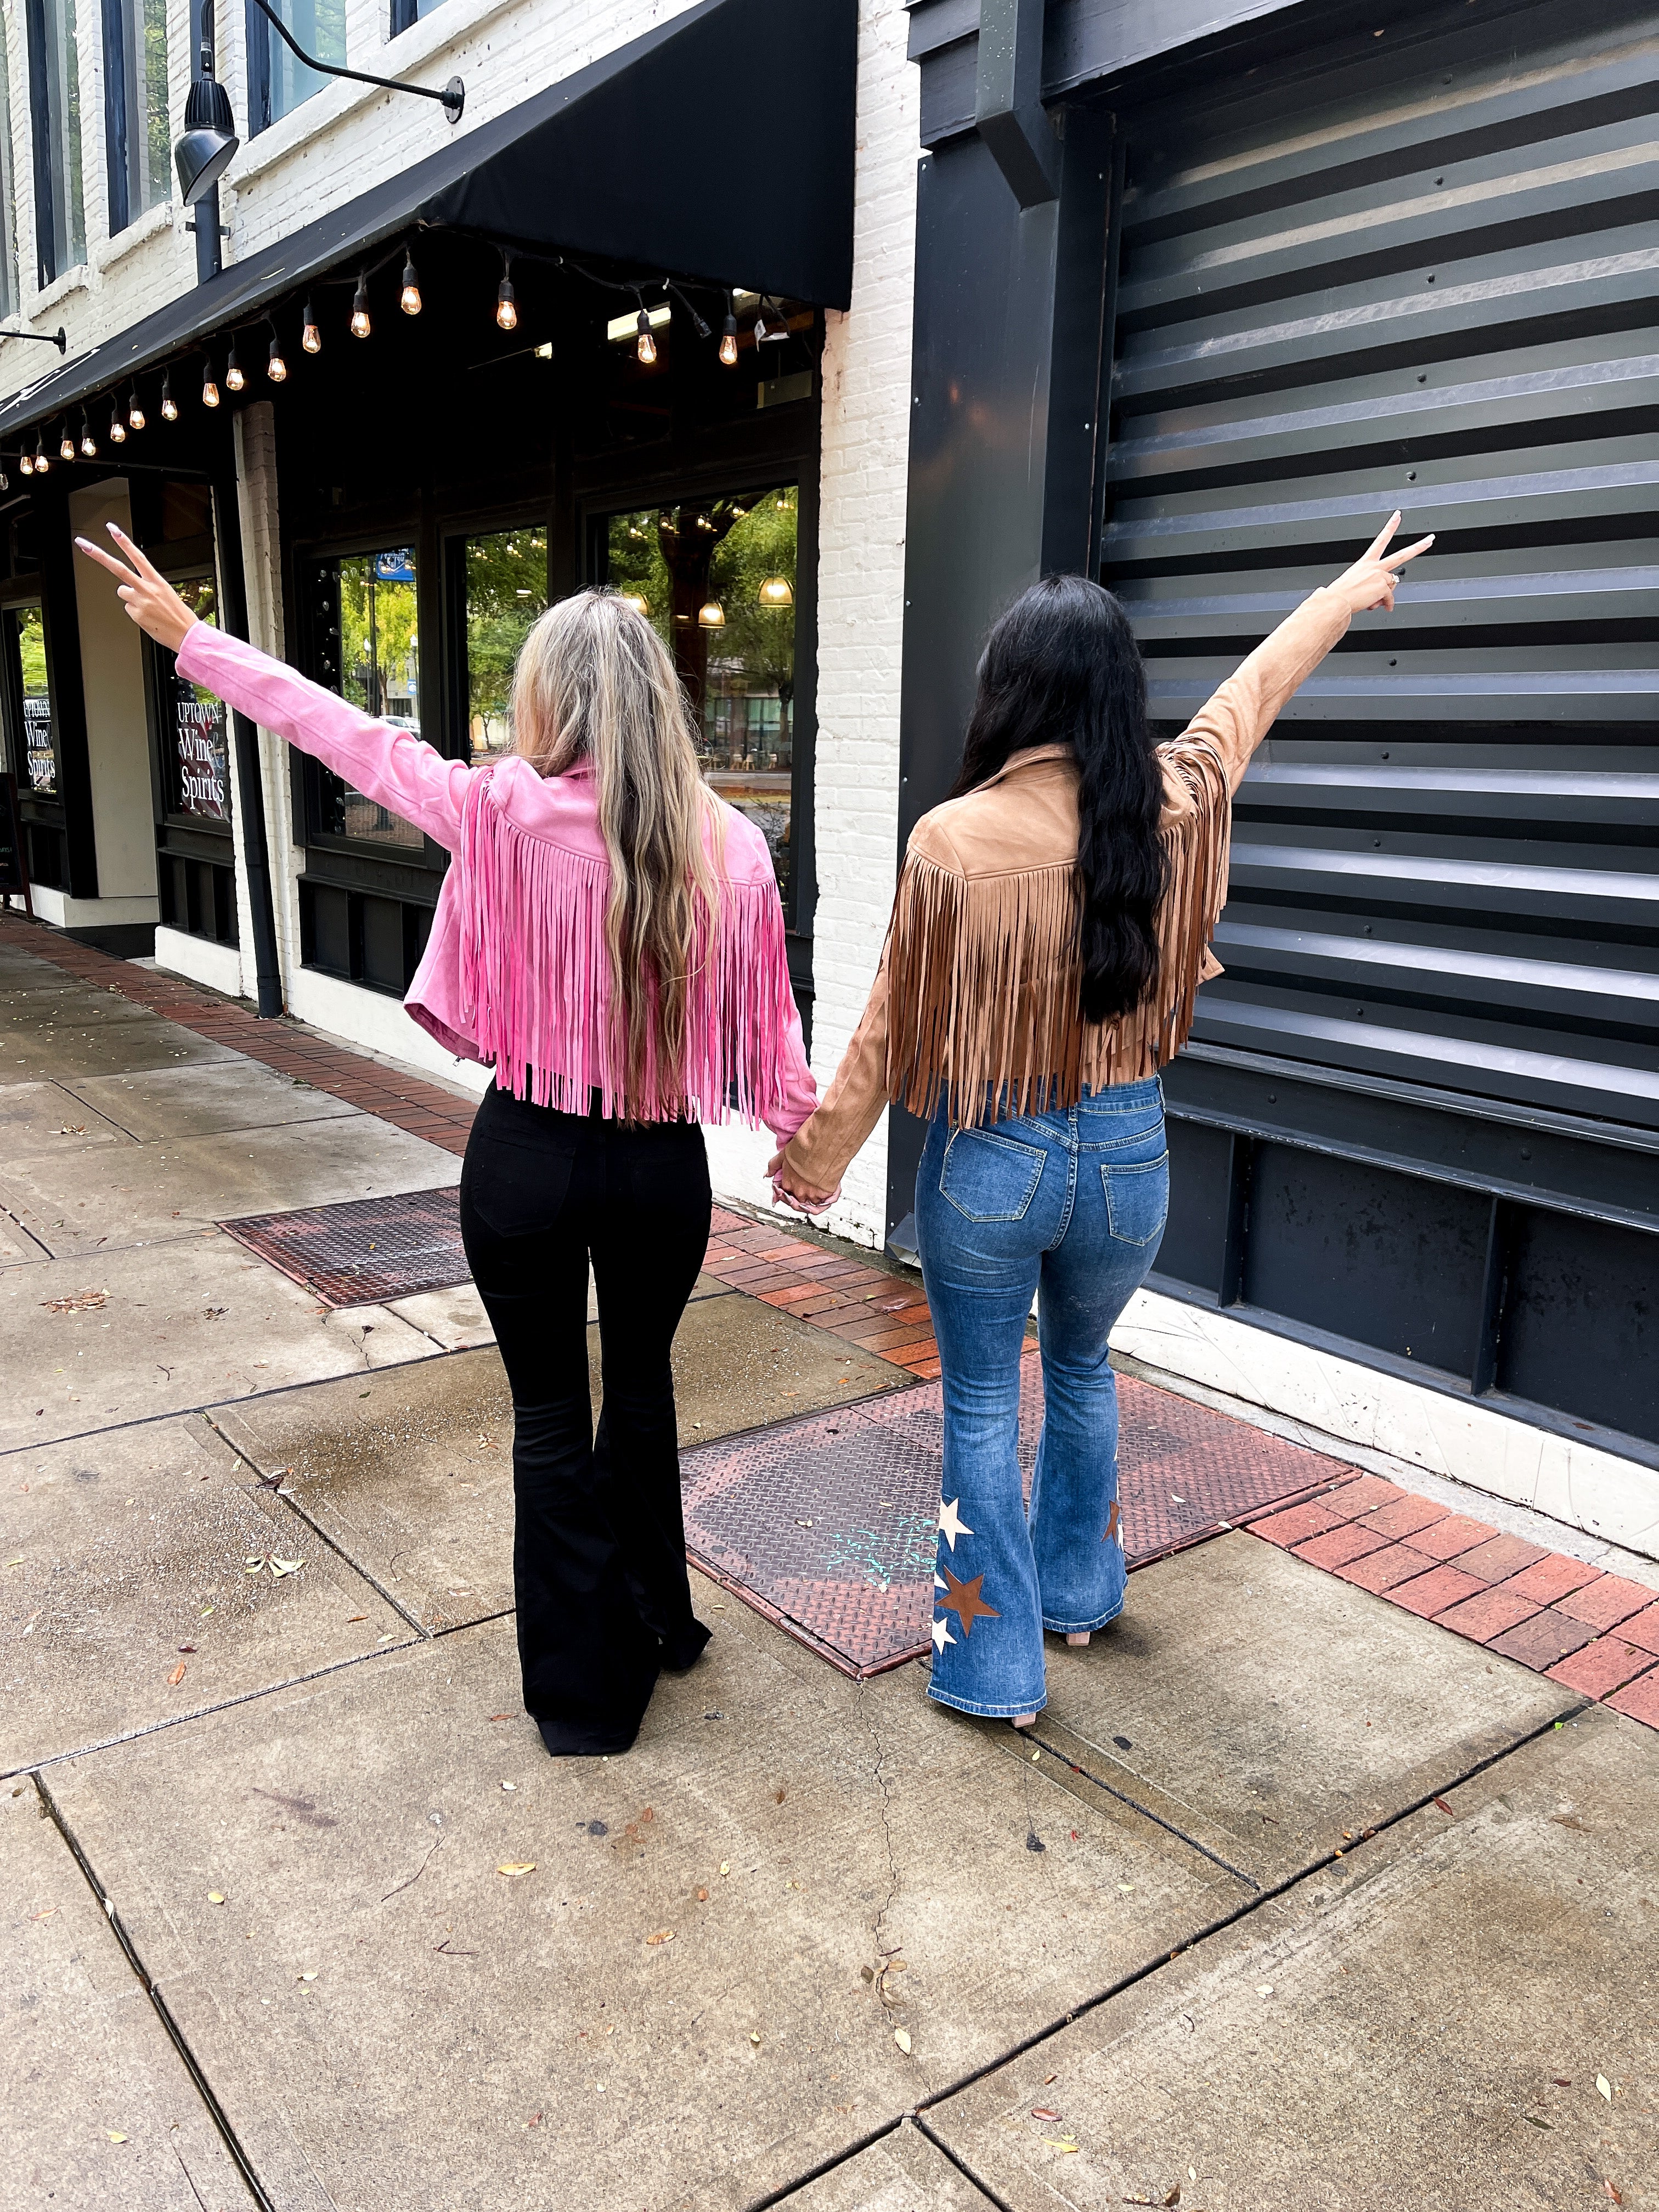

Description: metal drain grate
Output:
[219,1185,469,1307]
[680,1351,1353,1678]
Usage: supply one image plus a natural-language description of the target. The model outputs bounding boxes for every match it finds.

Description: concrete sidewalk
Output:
[3,930,1655,2211]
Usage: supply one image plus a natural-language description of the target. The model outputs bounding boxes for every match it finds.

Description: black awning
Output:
[0,0,854,438]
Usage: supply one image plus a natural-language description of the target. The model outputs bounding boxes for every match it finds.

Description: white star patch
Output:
[938,1496,973,1549]
[934,1573,947,1592]
[930,1616,956,1653]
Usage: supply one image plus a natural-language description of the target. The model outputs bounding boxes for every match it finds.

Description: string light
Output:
[60,424,76,460]
[635,306,657,366]
[161,371,178,421]
[496,255,517,332]
[719,292,738,367]
[267,321,288,383]
[19,449,32,476]
[80,413,97,457]
[33,432,49,472]
[302,298,321,353]
[400,252,422,315]
[128,386,145,431]
[110,404,127,445]
[201,360,221,408]
[351,271,371,338]
[225,338,246,393]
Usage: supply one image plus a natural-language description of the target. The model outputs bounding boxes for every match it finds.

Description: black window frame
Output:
[25,0,86,287]
[100,0,169,236]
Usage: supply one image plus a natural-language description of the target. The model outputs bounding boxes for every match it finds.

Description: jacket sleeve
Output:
[1160,585,1351,797]
[767,946,820,1147]
[174,620,473,852]
[778,939,892,1194]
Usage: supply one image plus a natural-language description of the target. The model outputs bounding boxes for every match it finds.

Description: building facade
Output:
[1,0,1654,1549]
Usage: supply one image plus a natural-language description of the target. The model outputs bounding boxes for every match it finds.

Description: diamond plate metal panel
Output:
[219,1186,468,1307]
[681,1352,1354,1677]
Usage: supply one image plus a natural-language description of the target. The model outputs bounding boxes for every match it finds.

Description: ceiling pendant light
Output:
[697,599,724,629]
[758,575,793,608]
[400,252,422,315]
[495,255,517,332]
[635,307,657,366]
[225,337,246,393]
[619,591,648,618]
[719,292,738,367]
[302,298,321,353]
[128,386,146,431]
[267,321,288,382]
[110,403,127,445]
[351,271,371,338]
[201,359,221,408]
[161,371,178,422]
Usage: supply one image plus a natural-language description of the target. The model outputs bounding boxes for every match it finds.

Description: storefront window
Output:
[11,608,55,795]
[464,529,547,761]
[161,580,229,822]
[313,547,423,851]
[604,487,797,899]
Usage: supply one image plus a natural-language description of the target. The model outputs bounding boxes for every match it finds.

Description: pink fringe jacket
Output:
[175,623,817,1141]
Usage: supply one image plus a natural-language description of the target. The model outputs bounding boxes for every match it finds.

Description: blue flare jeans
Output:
[916,1077,1168,1719]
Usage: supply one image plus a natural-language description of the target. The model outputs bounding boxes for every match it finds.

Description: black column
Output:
[884,107,1117,1240]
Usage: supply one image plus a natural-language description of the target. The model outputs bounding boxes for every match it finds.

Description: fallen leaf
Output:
[297,1971,317,1982]
[166,1662,186,1686]
[1598,2075,1613,2102]
[487,1713,512,1722]
[696,1887,709,1903]
[893,2028,911,2054]
[1031,2106,1062,2123]
[860,1965,875,1983]
[29,1906,57,1921]
[206,1892,224,1905]
[3,1556,22,1568]
[525,2113,542,2129]
[1042,2138,1080,2153]
[645,1929,674,1946]
[177,1644,196,1654]
[774,1787,786,1804]
[1433,1796,1454,1816]
[1522,2115,1553,2131]
[105,2130,127,2143]
[1553,2077,1572,2086]
[348,1616,368,1624]
[268,1558,304,1578]
[748,2032,762,2047]
[1605,2183,1623,2205]
[720,1861,731,1876]
[496,1862,537,1877]
[1256,1985,1274,1997]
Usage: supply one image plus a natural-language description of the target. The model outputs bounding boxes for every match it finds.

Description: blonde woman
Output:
[79,525,815,1757]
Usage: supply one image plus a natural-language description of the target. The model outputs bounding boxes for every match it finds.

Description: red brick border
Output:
[1254,1477,1658,1733]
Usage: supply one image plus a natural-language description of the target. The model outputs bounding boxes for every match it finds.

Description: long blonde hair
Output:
[511,589,720,1115]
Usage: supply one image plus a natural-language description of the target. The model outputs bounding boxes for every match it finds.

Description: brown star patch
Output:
[938,1566,1000,1638]
[1102,1500,1120,1544]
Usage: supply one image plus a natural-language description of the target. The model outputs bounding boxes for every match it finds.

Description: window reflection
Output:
[605,487,796,902]
[161,580,230,822]
[465,529,546,762]
[12,607,54,794]
[311,548,424,851]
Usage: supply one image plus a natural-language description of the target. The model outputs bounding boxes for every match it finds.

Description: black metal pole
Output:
[211,466,284,1018]
[190,0,224,282]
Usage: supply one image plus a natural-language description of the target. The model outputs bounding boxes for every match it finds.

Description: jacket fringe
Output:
[885,748,1232,1127]
[457,770,795,1126]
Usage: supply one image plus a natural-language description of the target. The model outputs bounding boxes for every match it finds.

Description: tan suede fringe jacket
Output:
[782,587,1352,1193]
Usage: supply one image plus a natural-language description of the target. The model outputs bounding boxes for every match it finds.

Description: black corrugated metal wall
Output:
[1101,0,1658,1454]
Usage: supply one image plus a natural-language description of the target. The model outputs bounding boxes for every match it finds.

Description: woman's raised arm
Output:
[75,522,472,851]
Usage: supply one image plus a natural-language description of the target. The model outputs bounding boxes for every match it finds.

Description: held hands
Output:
[1327,512,1434,617]
[765,1147,840,1218]
[73,523,199,653]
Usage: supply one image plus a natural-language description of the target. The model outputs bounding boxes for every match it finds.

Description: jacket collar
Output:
[973,742,1075,794]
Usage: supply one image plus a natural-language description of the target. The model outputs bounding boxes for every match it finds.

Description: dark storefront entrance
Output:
[899,0,1658,1463]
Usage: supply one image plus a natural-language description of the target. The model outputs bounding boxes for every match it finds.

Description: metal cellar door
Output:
[1100,0,1659,1451]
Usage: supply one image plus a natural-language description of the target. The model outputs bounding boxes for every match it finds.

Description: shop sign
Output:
[22,696,54,792]
[374,549,416,583]
[174,685,231,821]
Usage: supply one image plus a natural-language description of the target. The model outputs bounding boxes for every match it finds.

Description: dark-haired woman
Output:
[770,517,1432,1728]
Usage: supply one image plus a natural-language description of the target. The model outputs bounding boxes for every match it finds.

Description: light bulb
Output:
[697,600,724,629]
[302,300,321,353]
[81,430,97,457]
[128,390,145,431]
[758,575,793,607]
[400,254,421,315]
[202,373,220,408]
[161,375,178,422]
[60,430,76,460]
[351,273,371,338]
[19,452,32,476]
[225,343,245,393]
[267,336,287,382]
[496,277,517,332]
[720,295,737,366]
[33,444,48,472]
[110,411,127,445]
[636,309,656,366]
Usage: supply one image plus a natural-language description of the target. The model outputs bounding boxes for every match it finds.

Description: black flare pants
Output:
[458,1083,712,1755]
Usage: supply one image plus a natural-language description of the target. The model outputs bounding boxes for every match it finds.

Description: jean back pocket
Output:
[1099,1153,1169,1247]
[940,1127,1047,1222]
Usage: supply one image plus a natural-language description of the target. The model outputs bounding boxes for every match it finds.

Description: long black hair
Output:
[950,574,1166,1024]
